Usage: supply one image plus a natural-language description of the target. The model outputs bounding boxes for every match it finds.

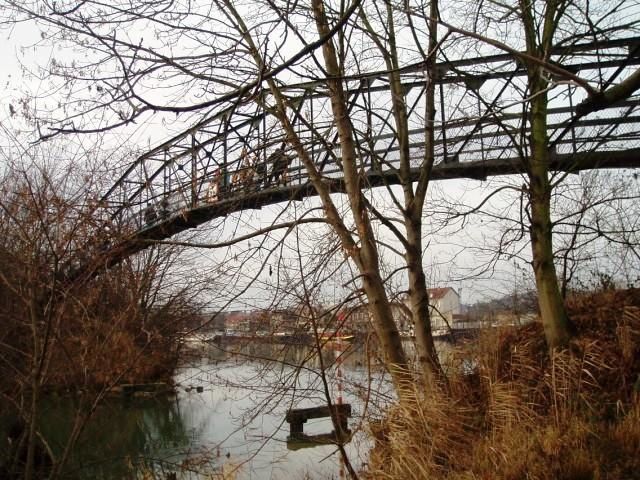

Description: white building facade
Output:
[428,287,461,335]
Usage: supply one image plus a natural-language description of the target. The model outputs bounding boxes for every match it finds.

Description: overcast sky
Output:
[0,4,637,310]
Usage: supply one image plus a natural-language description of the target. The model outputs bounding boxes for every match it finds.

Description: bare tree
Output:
[0,141,204,479]
[3,0,640,386]
[433,0,640,349]
[1,0,442,391]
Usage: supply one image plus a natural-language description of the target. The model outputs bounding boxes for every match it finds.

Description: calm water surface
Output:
[34,341,399,479]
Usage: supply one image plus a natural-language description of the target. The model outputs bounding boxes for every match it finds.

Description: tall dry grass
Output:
[366,289,640,480]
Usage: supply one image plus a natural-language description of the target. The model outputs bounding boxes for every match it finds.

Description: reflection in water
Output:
[173,341,386,479]
[38,396,198,479]
[3,341,441,479]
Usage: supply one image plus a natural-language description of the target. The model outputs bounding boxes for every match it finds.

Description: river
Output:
[15,340,402,479]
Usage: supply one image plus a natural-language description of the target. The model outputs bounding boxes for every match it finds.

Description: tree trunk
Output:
[521,0,573,351]
[370,0,445,388]
[405,218,445,387]
[528,117,573,349]
[360,263,410,382]
[309,0,410,388]
[25,291,41,480]
[232,0,412,391]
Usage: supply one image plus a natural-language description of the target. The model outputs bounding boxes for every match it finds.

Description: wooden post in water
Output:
[336,311,345,479]
[285,404,352,441]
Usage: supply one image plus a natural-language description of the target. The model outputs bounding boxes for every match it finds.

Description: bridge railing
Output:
[97,37,640,237]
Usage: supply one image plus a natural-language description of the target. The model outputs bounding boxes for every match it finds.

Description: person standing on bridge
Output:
[206,169,221,202]
[143,202,158,226]
[160,196,170,218]
[266,142,292,187]
[253,154,268,189]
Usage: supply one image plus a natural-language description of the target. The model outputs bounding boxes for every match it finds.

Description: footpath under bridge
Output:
[92,37,640,268]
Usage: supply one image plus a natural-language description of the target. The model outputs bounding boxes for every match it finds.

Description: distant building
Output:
[224,311,252,334]
[341,289,461,337]
[427,287,461,334]
[268,310,298,335]
[268,304,325,335]
[340,302,410,336]
[345,305,370,333]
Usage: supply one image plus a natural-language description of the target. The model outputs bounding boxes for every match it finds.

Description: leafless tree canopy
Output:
[2,0,640,387]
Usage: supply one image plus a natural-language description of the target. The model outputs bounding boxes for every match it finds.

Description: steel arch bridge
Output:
[81,36,640,273]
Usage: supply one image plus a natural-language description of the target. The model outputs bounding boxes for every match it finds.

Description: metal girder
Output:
[81,36,640,271]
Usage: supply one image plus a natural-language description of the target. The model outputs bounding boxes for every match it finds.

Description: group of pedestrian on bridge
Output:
[206,142,294,201]
[142,143,295,228]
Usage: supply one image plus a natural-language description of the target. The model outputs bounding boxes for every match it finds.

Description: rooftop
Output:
[428,287,457,300]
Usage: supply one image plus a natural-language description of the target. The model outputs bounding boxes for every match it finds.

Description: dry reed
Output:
[365,288,640,480]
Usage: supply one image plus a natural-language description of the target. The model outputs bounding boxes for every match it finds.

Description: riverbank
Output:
[365,288,640,479]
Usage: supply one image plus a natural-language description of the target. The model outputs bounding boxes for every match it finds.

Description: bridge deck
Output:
[84,148,639,273]
[70,37,640,276]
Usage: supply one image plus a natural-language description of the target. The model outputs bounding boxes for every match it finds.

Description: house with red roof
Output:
[428,287,461,335]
